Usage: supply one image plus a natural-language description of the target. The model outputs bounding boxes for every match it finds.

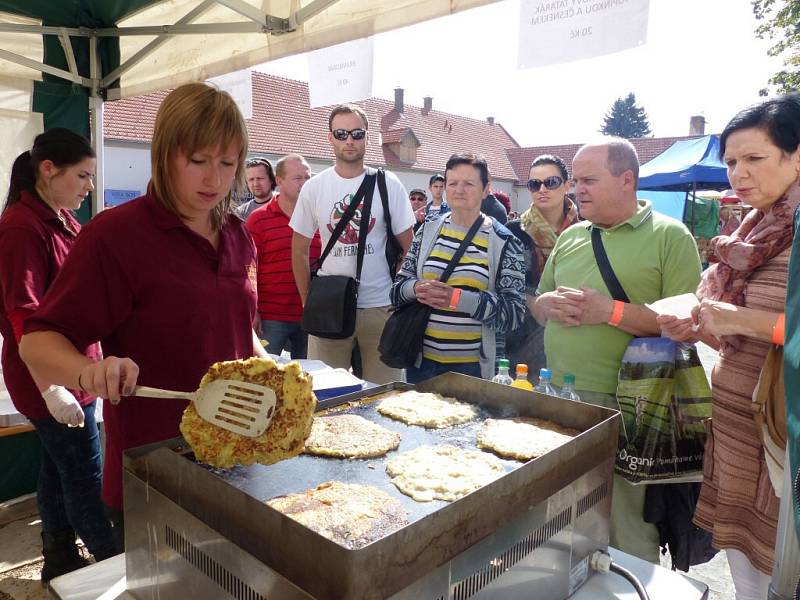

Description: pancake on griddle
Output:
[304,414,401,458]
[180,357,316,468]
[385,444,506,502]
[265,481,408,549]
[377,390,477,428]
[477,417,580,462]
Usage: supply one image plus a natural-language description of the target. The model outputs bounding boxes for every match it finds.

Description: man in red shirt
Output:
[247,154,321,358]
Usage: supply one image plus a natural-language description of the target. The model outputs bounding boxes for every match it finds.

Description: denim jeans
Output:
[261,320,308,359]
[406,358,481,384]
[30,401,118,559]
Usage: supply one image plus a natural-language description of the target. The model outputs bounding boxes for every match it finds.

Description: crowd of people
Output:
[0,80,798,600]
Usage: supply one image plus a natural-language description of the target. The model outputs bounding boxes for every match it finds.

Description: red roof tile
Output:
[104,72,522,180]
[506,135,714,182]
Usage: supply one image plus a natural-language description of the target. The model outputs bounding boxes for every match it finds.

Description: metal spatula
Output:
[133,380,277,437]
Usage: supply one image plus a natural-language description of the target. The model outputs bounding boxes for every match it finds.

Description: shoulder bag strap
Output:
[353,170,377,286]
[590,227,630,303]
[440,215,484,282]
[377,169,393,237]
[314,172,374,271]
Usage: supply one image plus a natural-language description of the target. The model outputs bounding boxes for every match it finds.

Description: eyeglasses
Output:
[526,176,564,191]
[331,128,367,141]
[410,196,426,203]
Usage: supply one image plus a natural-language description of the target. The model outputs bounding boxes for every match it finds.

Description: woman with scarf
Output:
[505,154,579,377]
[659,94,799,600]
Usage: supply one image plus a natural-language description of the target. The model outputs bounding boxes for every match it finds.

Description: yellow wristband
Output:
[608,300,625,327]
[772,313,785,346]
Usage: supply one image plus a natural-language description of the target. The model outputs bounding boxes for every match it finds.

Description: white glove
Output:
[41,386,85,427]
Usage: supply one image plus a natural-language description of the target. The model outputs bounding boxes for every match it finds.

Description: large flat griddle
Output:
[123,372,619,600]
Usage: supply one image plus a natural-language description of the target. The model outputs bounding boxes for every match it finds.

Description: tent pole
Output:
[89,35,104,218]
[691,182,696,235]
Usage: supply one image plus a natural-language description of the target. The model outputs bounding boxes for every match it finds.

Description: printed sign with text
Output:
[308,37,374,108]
[518,0,650,68]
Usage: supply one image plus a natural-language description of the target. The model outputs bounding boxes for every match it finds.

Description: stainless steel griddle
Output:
[123,372,620,600]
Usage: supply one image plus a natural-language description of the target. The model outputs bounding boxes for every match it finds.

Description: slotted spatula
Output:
[133,380,277,437]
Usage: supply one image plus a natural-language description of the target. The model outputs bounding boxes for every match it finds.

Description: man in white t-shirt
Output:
[290,104,415,383]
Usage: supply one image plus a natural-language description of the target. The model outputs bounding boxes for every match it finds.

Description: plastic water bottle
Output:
[510,364,534,391]
[491,359,513,385]
[534,368,557,396]
[559,373,581,401]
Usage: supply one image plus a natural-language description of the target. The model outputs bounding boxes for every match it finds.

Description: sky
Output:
[254,0,785,148]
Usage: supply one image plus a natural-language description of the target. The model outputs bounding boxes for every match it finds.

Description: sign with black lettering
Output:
[518,0,650,68]
[308,37,374,108]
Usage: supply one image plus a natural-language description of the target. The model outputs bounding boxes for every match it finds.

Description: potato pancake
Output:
[180,357,316,468]
[265,481,408,549]
[304,414,401,458]
[377,390,477,428]
[477,417,580,462]
[385,444,506,502]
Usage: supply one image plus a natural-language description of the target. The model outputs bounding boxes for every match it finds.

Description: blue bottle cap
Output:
[539,368,552,378]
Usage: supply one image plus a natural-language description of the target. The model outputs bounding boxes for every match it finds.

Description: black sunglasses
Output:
[331,128,367,141]
[527,176,564,191]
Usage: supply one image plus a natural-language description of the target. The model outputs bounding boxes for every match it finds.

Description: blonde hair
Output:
[148,83,248,230]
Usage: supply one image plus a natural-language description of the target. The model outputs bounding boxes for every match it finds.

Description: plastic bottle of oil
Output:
[510,364,533,391]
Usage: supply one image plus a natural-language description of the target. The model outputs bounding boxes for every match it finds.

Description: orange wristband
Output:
[608,300,625,327]
[772,313,785,346]
[449,288,462,310]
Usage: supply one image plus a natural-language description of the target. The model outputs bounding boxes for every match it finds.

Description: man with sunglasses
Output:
[290,104,415,384]
[531,138,701,565]
[238,157,277,220]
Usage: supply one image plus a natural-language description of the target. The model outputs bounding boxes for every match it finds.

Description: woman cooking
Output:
[389,152,526,383]
[20,83,267,546]
[658,93,799,600]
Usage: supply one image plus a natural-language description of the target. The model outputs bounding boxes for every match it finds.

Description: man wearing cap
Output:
[409,188,428,232]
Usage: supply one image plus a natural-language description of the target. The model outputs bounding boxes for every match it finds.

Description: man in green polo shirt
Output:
[785,208,800,546]
[532,138,702,563]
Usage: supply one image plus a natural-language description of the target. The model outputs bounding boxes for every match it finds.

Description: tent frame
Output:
[0,0,340,214]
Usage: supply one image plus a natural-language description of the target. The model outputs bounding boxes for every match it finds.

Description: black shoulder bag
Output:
[301,172,376,339]
[379,215,483,369]
[377,169,405,280]
[590,227,630,303]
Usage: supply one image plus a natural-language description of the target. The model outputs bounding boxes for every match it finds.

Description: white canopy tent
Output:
[0,0,499,213]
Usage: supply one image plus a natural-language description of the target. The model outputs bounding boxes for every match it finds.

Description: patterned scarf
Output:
[520,199,579,272]
[698,181,800,353]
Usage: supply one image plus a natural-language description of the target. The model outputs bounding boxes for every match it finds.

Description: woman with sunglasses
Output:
[505,154,579,377]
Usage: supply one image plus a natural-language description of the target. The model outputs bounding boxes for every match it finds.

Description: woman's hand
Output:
[656,315,700,343]
[692,299,743,338]
[79,357,140,405]
[414,280,455,309]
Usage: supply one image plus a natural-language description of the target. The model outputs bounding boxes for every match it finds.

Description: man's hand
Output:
[533,288,583,326]
[571,287,614,325]
[657,315,701,343]
[414,207,426,223]
[414,280,455,310]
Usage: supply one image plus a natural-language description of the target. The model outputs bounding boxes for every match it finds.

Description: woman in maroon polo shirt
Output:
[20,83,267,547]
[0,128,118,581]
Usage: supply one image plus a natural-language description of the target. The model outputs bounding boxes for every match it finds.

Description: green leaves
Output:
[752,0,800,95]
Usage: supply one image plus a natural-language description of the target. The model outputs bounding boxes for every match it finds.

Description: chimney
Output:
[689,115,705,135]
[423,96,432,113]
[394,87,404,113]
[487,116,495,125]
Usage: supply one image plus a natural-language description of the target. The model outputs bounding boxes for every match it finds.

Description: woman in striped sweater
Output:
[390,153,526,383]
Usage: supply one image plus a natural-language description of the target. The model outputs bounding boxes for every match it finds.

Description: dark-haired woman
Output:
[659,93,800,600]
[0,128,117,582]
[505,154,579,376]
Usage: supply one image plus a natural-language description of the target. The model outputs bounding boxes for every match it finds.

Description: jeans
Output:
[406,358,481,384]
[260,320,308,359]
[30,401,118,560]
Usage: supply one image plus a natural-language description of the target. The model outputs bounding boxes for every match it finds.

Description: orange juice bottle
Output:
[510,364,533,391]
